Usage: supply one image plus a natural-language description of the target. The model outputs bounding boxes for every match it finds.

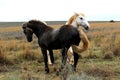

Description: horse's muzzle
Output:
[85,26,89,30]
[27,38,32,42]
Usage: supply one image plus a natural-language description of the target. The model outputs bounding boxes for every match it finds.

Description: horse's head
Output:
[75,13,90,30]
[22,22,33,42]
[67,13,90,30]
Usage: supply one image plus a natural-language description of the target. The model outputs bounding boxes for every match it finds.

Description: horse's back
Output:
[39,25,80,49]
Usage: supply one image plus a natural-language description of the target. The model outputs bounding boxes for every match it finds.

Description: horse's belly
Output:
[39,39,62,49]
[48,41,62,49]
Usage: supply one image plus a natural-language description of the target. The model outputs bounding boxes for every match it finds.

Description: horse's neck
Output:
[34,29,43,39]
[34,26,53,38]
[66,20,79,29]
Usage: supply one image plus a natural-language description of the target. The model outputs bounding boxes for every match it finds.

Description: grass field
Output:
[0,21,120,80]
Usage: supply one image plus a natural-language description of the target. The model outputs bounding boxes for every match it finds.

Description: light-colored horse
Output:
[48,13,90,65]
[66,13,90,64]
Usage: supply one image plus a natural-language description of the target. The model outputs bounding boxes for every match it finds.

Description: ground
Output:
[0,21,120,80]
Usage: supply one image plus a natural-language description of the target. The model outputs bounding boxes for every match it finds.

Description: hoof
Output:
[73,68,76,72]
[56,71,60,76]
[45,71,49,74]
[56,69,62,76]
[45,70,49,74]
[48,62,53,65]
[71,65,76,72]
[53,67,57,72]
[45,69,49,74]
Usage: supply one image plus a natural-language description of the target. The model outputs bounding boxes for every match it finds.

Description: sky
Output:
[0,0,120,22]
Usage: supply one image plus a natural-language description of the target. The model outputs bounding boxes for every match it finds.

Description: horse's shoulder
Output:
[60,25,76,32]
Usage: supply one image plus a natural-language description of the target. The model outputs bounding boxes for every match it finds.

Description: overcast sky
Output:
[0,0,120,21]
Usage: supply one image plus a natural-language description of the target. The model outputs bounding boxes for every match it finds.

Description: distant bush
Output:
[109,20,115,23]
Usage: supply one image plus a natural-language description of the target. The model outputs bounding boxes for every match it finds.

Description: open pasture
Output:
[0,21,120,80]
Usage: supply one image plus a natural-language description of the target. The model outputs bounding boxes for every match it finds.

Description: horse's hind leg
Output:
[41,48,49,73]
[60,47,69,70]
[56,47,68,75]
[48,49,57,71]
[73,52,79,71]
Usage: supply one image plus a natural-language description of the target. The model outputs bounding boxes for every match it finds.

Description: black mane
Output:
[29,20,46,26]
[28,20,47,28]
[28,20,53,32]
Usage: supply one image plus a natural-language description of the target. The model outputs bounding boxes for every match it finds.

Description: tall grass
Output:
[0,22,120,79]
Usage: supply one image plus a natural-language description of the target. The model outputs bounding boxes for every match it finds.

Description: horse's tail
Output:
[72,30,89,53]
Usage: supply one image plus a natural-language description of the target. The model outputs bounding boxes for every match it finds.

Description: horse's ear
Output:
[80,13,85,17]
[74,12,79,16]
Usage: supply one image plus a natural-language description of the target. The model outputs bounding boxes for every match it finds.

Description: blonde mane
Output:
[67,14,78,24]
[67,13,89,54]
[67,13,85,25]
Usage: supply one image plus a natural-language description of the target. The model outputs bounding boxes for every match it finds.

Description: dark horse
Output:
[22,20,80,73]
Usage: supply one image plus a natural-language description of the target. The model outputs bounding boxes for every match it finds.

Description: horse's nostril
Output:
[85,27,89,30]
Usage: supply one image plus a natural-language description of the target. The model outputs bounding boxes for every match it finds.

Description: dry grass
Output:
[0,21,120,80]
[103,51,114,59]
[112,45,120,56]
[0,26,21,33]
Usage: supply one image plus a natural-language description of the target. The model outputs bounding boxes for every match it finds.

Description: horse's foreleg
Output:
[41,48,49,73]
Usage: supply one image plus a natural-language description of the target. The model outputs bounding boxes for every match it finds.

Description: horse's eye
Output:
[80,17,83,20]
